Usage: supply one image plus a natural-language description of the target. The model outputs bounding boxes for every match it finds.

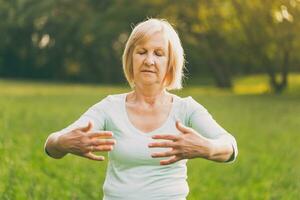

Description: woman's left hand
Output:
[148,121,214,165]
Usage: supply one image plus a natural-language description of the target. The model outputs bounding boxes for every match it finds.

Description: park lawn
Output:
[0,75,299,200]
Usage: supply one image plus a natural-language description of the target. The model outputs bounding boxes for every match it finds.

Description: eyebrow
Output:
[135,46,166,51]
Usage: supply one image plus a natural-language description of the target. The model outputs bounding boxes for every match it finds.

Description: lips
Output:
[141,70,155,73]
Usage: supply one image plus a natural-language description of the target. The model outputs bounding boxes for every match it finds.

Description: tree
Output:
[232,0,300,93]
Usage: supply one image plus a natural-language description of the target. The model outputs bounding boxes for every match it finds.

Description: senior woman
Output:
[44,18,238,200]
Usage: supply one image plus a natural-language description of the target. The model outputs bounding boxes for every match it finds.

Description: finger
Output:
[151,134,179,141]
[176,121,193,134]
[83,152,105,161]
[151,150,179,158]
[148,141,175,148]
[87,131,113,139]
[92,145,114,152]
[76,121,93,132]
[89,139,116,146]
[160,156,181,165]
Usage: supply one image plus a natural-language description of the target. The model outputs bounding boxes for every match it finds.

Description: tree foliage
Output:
[0,0,299,92]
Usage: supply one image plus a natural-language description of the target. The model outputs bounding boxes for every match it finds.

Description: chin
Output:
[141,81,163,88]
[135,77,162,86]
[141,81,156,86]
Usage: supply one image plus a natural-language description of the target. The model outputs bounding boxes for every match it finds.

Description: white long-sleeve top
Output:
[46,93,238,200]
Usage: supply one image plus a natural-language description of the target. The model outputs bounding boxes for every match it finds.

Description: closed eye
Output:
[155,50,165,57]
[136,49,146,55]
[155,52,163,56]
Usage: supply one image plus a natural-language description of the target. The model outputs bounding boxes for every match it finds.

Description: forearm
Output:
[208,134,235,162]
[44,132,68,159]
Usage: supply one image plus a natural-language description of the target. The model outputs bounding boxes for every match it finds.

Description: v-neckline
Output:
[122,93,176,136]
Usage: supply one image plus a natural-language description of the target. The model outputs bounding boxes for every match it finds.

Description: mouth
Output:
[141,70,155,73]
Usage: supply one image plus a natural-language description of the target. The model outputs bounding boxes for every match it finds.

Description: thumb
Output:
[176,121,192,134]
[78,121,93,132]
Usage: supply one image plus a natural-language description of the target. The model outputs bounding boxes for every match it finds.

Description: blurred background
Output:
[1,0,300,199]
[1,0,299,93]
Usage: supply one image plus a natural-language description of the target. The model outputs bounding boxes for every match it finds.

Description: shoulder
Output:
[172,95,209,126]
[174,95,208,114]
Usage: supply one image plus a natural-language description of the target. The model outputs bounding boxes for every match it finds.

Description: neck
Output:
[129,84,170,106]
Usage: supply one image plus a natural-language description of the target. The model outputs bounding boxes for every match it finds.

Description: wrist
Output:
[55,134,68,155]
[194,137,216,160]
[206,139,217,160]
[207,137,233,162]
[46,134,68,159]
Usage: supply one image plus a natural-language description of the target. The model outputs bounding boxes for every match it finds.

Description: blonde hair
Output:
[122,18,185,90]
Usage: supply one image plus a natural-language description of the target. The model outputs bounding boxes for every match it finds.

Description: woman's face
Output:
[132,32,169,88]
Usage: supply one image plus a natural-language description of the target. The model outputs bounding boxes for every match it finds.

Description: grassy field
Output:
[0,75,300,200]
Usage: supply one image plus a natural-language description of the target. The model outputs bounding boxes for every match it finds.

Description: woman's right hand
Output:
[57,122,116,161]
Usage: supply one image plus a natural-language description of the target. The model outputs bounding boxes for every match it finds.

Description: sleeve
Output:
[185,97,238,163]
[44,97,109,155]
[57,100,108,134]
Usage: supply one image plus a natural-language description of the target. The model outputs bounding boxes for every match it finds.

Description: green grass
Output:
[0,75,300,200]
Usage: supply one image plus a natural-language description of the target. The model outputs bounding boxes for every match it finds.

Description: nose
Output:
[144,54,155,66]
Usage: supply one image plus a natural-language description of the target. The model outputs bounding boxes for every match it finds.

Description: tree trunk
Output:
[267,49,289,94]
[209,60,232,88]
